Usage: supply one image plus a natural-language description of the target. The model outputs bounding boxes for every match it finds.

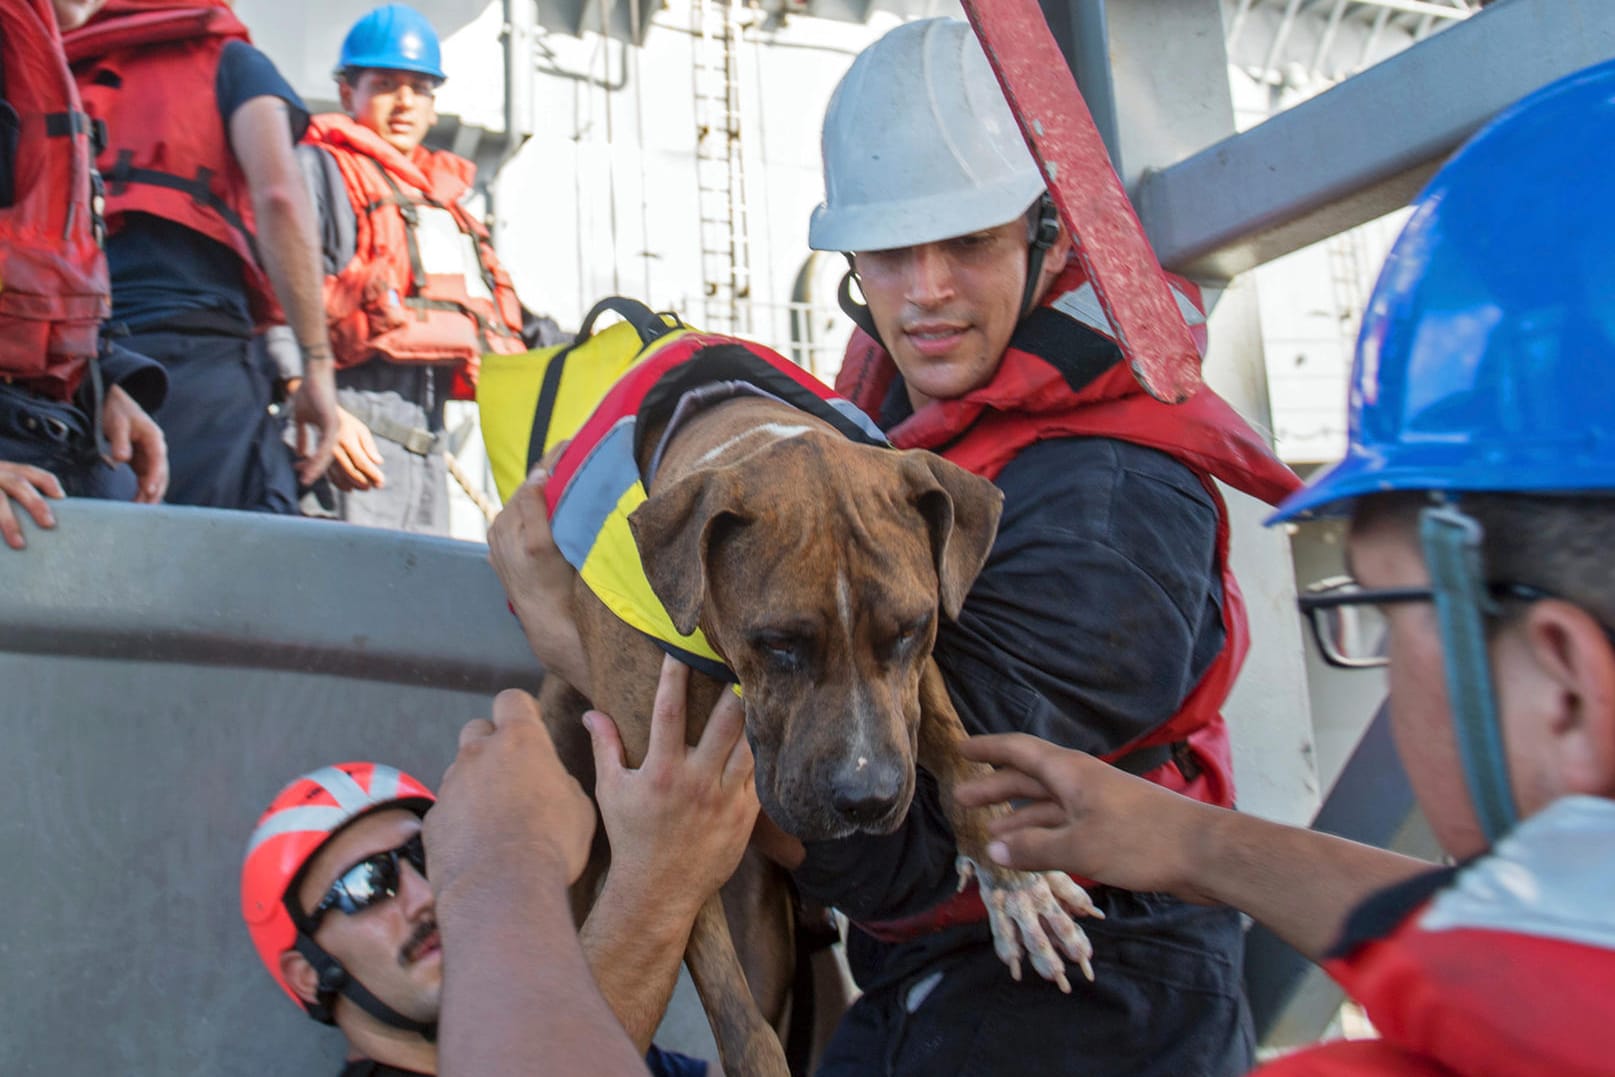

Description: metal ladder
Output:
[690,0,753,334]
[1325,229,1367,365]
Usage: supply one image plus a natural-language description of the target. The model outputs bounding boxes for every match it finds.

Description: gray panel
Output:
[1135,0,1615,280]
[0,659,491,1075]
[0,503,718,1072]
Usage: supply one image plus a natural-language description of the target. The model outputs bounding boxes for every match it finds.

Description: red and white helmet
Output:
[240,762,435,1011]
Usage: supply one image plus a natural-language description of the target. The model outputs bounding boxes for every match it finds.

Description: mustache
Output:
[398,916,439,967]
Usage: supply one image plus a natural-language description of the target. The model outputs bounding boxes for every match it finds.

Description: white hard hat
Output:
[808,17,1046,253]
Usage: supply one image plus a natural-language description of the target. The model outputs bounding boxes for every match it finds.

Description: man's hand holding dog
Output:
[588,656,760,914]
[428,688,597,905]
[581,656,760,1050]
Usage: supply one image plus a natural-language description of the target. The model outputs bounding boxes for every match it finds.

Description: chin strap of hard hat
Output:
[293,933,439,1043]
[836,254,885,348]
[1020,193,1060,319]
[1419,501,1519,845]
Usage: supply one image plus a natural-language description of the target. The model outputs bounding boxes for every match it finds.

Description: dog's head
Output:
[628,433,1002,840]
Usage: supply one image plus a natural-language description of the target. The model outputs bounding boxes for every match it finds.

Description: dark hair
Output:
[1354,491,1615,629]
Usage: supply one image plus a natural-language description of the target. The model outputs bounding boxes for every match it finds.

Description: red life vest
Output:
[1257,796,1615,1077]
[0,0,111,400]
[62,0,282,327]
[303,113,525,400]
[838,259,1301,941]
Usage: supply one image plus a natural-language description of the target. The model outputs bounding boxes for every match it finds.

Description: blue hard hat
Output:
[1272,58,1615,523]
[337,3,446,83]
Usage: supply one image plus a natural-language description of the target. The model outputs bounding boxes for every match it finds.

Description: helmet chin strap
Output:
[1419,500,1519,845]
[293,933,438,1043]
[836,193,1061,358]
[836,255,883,347]
[1021,193,1061,319]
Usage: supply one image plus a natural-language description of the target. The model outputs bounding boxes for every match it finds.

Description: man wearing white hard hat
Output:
[780,17,1301,1075]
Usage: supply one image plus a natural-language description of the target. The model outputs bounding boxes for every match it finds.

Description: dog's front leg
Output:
[917,660,1104,992]
[686,891,792,1077]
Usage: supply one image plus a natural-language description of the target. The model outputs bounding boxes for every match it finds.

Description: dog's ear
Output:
[901,451,1004,620]
[629,469,748,636]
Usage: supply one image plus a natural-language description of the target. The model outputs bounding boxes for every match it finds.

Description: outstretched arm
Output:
[956,733,1434,961]
[427,690,647,1077]
[228,94,338,485]
[582,657,759,1051]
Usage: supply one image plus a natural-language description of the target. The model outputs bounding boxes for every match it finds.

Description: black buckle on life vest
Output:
[43,111,92,139]
[189,167,216,208]
[109,149,134,195]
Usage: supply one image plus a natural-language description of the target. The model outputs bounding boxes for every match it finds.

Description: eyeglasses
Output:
[1298,576,1554,670]
[308,833,426,926]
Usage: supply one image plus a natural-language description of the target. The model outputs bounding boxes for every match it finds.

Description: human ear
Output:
[280,948,321,1007]
[1520,600,1615,799]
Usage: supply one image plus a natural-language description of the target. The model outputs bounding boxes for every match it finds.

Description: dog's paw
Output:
[957,857,1105,993]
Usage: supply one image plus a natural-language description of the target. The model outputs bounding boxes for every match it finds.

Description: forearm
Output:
[229,98,331,357]
[1187,806,1435,961]
[508,584,591,689]
[581,875,696,1052]
[251,182,331,358]
[437,867,648,1077]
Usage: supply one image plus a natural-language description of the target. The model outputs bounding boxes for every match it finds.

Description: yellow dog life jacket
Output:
[478,297,887,680]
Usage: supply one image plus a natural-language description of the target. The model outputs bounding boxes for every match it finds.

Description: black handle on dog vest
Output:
[576,295,682,346]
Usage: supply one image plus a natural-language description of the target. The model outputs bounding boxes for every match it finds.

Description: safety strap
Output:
[43,110,105,154]
[367,160,429,291]
[292,933,438,1042]
[836,260,883,347]
[1019,193,1060,319]
[403,295,497,353]
[105,150,262,265]
[342,400,444,456]
[1420,503,1517,843]
[526,340,571,474]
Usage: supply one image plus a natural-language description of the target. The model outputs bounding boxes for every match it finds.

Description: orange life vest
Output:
[0,0,111,400]
[62,0,282,327]
[303,113,525,400]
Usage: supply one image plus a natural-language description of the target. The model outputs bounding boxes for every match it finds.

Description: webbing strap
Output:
[292,933,438,1041]
[43,111,93,138]
[402,295,505,353]
[527,341,571,474]
[1420,504,1517,843]
[105,151,262,264]
[368,160,428,291]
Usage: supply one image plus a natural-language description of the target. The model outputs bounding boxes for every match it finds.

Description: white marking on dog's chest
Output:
[694,423,814,466]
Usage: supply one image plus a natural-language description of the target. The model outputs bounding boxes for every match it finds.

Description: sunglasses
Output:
[308,833,427,927]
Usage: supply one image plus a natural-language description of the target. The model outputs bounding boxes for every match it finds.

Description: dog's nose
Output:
[828,759,905,826]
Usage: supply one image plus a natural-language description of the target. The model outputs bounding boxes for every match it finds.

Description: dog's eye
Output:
[883,617,932,659]
[753,633,807,669]
[895,617,931,645]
